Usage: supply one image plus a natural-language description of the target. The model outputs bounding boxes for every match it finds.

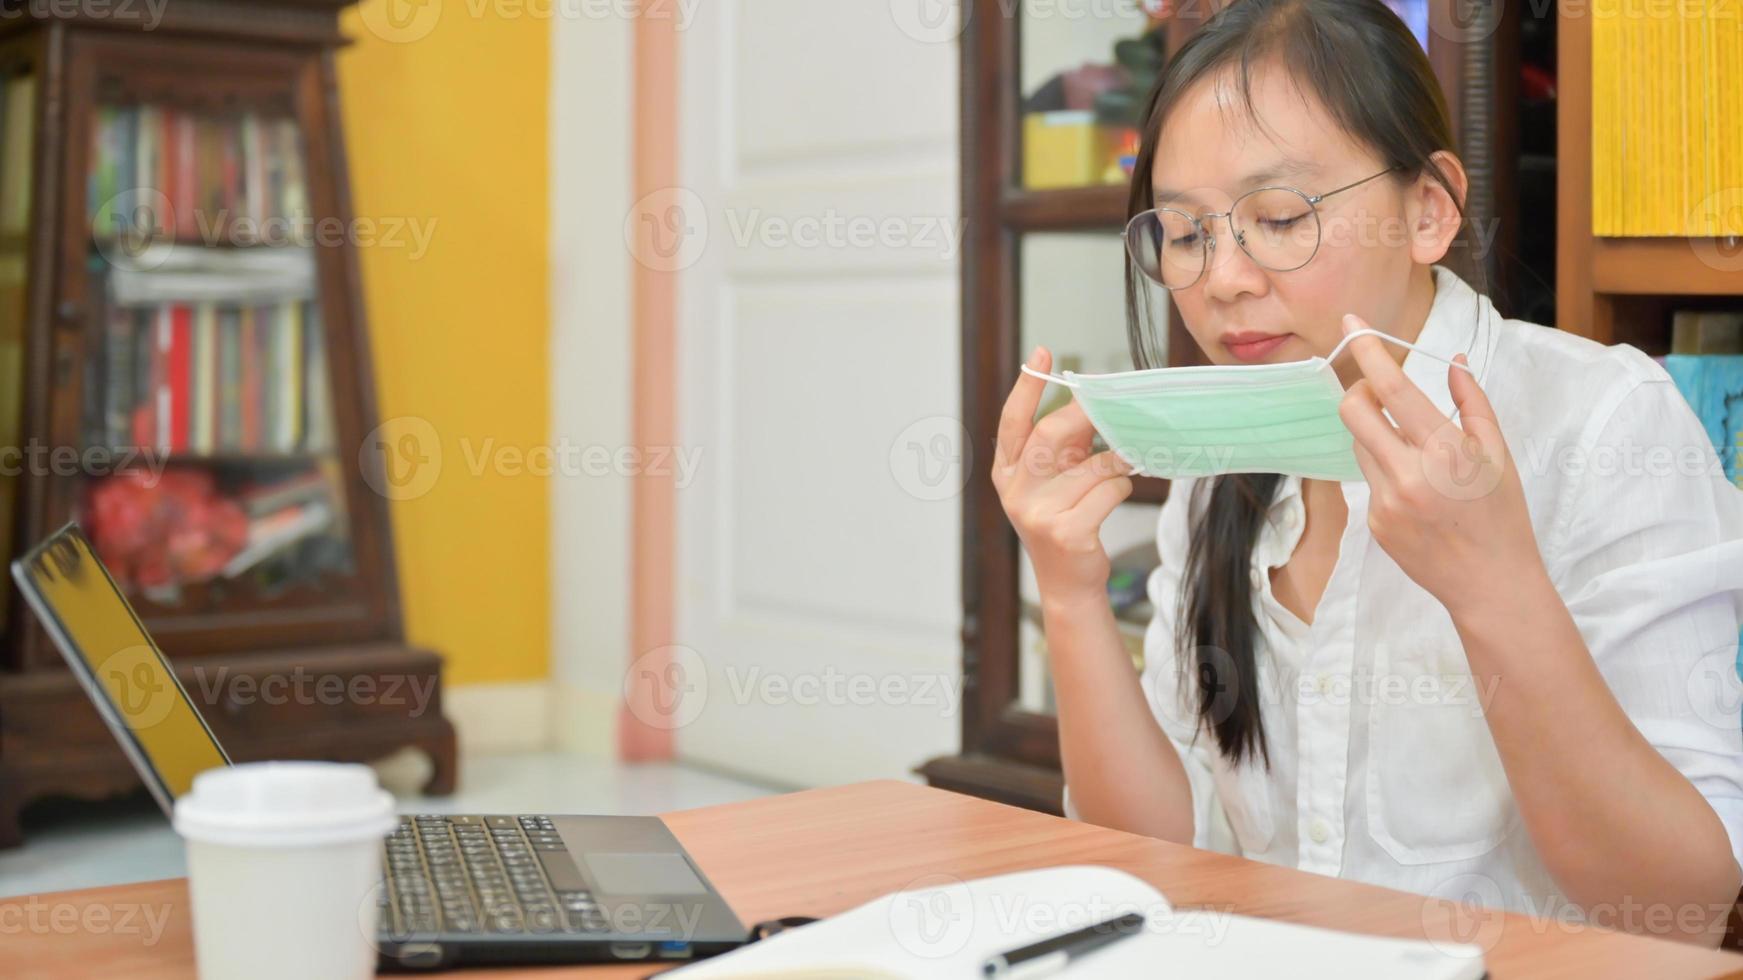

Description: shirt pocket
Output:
[1365,640,1520,865]
[1212,758,1277,857]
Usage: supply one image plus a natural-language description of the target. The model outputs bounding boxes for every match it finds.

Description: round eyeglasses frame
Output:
[1125,165,1403,289]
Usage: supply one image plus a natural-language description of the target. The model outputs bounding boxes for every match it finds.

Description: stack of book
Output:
[95,298,333,457]
[88,105,308,244]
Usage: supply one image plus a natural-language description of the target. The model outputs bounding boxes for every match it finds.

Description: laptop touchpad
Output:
[584,851,707,894]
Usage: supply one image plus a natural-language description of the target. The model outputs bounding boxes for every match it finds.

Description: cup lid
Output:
[173,761,396,848]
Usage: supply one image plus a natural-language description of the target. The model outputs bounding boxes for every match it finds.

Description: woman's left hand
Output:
[1336,312,1548,616]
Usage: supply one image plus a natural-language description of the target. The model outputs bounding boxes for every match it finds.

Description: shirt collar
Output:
[1400,264,1501,421]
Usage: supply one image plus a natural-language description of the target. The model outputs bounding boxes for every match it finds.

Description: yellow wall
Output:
[334,6,551,685]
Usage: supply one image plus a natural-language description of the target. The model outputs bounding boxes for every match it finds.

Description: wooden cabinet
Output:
[0,0,456,846]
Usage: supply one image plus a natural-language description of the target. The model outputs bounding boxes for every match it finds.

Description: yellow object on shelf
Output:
[1022,110,1120,191]
[1592,0,1743,237]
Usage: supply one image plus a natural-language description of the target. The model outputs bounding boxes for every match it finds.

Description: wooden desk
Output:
[6,781,1742,978]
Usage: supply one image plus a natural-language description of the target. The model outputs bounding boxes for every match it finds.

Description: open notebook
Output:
[665,866,1487,980]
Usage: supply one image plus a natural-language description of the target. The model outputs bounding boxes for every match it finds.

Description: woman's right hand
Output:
[992,346,1135,608]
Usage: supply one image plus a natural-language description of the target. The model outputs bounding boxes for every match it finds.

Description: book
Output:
[87,103,311,241]
[667,866,1486,980]
[1672,311,1743,355]
[1661,354,1743,491]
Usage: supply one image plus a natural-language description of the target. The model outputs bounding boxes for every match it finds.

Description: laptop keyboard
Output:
[381,815,612,937]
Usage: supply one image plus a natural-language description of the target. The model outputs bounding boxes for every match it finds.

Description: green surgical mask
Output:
[1021,328,1474,482]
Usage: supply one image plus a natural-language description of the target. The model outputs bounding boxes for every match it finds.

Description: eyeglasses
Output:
[1124,166,1401,290]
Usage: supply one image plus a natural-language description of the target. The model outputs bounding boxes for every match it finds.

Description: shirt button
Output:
[1309,820,1331,844]
[1316,674,1332,695]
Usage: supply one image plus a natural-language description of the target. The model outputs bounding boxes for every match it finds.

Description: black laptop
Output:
[11,523,750,970]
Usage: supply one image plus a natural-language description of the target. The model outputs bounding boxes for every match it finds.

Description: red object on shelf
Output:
[84,468,248,590]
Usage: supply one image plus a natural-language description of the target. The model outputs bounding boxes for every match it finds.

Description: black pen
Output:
[980,911,1147,979]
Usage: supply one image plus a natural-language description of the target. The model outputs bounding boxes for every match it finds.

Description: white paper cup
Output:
[173,761,396,980]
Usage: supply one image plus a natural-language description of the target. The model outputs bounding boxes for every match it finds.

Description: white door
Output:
[671,0,964,786]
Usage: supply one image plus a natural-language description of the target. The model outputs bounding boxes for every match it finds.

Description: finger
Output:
[1447,353,1499,433]
[1034,451,1134,511]
[997,347,1052,470]
[1350,433,1388,487]
[1062,470,1135,530]
[1338,313,1445,445]
[1338,378,1408,477]
[1019,401,1098,479]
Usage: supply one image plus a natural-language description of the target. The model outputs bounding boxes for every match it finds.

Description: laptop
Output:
[11,523,750,969]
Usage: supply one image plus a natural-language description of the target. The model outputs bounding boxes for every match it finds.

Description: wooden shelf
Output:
[1001,185,1128,231]
[1591,237,1743,296]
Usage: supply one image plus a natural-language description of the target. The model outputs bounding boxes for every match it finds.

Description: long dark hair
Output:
[1121,0,1489,767]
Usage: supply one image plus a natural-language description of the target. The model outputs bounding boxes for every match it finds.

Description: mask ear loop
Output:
[1019,363,1080,388]
[1326,327,1476,376]
[1327,327,1477,425]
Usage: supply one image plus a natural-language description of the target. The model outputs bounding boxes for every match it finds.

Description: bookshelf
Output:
[1557,0,1743,350]
[0,1,457,845]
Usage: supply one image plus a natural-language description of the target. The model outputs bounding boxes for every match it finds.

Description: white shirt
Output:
[1062,265,1743,915]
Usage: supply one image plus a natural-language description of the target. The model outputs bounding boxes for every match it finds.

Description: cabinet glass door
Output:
[1014,231,1163,714]
[1016,0,1159,191]
[77,96,359,617]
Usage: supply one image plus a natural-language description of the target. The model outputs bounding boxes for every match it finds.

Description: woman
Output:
[994,0,1743,945]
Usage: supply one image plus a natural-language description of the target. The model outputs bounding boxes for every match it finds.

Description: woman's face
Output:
[1148,62,1448,374]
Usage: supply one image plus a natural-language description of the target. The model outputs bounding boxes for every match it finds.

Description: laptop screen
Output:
[11,525,228,811]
